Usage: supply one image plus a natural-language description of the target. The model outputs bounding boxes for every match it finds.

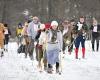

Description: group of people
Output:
[0,16,100,74]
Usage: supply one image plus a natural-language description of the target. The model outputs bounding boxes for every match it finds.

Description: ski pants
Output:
[91,36,99,51]
[75,35,85,48]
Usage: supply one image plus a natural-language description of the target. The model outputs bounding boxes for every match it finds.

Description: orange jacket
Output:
[0,23,5,40]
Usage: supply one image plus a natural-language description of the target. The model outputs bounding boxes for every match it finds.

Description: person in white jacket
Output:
[37,24,47,72]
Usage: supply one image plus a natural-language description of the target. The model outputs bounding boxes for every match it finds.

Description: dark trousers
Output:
[75,36,85,48]
[4,35,10,45]
[75,35,86,59]
[48,62,59,70]
[4,38,9,45]
[91,36,99,51]
[28,38,34,60]
[4,35,10,51]
[63,40,66,51]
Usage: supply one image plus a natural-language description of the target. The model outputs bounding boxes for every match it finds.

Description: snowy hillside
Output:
[0,41,100,80]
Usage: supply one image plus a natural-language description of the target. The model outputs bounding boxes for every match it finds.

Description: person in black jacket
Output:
[4,24,11,51]
[90,18,100,52]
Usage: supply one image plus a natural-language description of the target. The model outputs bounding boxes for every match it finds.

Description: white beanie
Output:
[40,24,45,30]
[51,21,58,26]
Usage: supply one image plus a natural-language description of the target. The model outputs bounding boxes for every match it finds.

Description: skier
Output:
[68,19,76,55]
[0,23,5,57]
[4,23,11,52]
[90,18,100,52]
[46,21,63,74]
[27,16,41,60]
[74,16,88,59]
[16,23,23,46]
[21,22,29,58]
[37,24,47,72]
[60,20,72,54]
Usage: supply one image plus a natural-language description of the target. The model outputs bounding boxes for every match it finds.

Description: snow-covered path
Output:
[0,41,100,80]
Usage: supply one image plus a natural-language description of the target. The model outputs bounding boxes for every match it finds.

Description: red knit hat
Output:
[45,23,51,29]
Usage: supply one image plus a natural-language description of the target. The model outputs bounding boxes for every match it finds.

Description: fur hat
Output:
[33,16,39,21]
[51,21,58,26]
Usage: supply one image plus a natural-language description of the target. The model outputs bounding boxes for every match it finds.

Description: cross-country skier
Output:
[90,18,100,52]
[75,16,88,59]
[37,24,47,72]
[16,23,23,46]
[27,16,41,60]
[59,20,71,54]
[21,22,29,58]
[46,21,63,74]
[4,23,11,52]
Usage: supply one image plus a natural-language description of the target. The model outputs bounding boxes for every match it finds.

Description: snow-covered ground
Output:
[0,41,100,80]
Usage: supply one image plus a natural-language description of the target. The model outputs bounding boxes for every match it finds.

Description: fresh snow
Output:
[0,41,100,80]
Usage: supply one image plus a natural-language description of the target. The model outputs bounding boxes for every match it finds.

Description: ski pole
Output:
[59,51,63,75]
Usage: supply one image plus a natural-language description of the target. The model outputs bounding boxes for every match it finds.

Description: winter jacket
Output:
[27,21,40,40]
[75,22,88,36]
[4,27,11,39]
[38,31,46,45]
[90,25,100,38]
[0,23,5,40]
[46,29,63,51]
[16,28,23,36]
[0,23,5,48]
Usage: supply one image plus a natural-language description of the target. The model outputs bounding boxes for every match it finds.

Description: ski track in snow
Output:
[0,41,100,80]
